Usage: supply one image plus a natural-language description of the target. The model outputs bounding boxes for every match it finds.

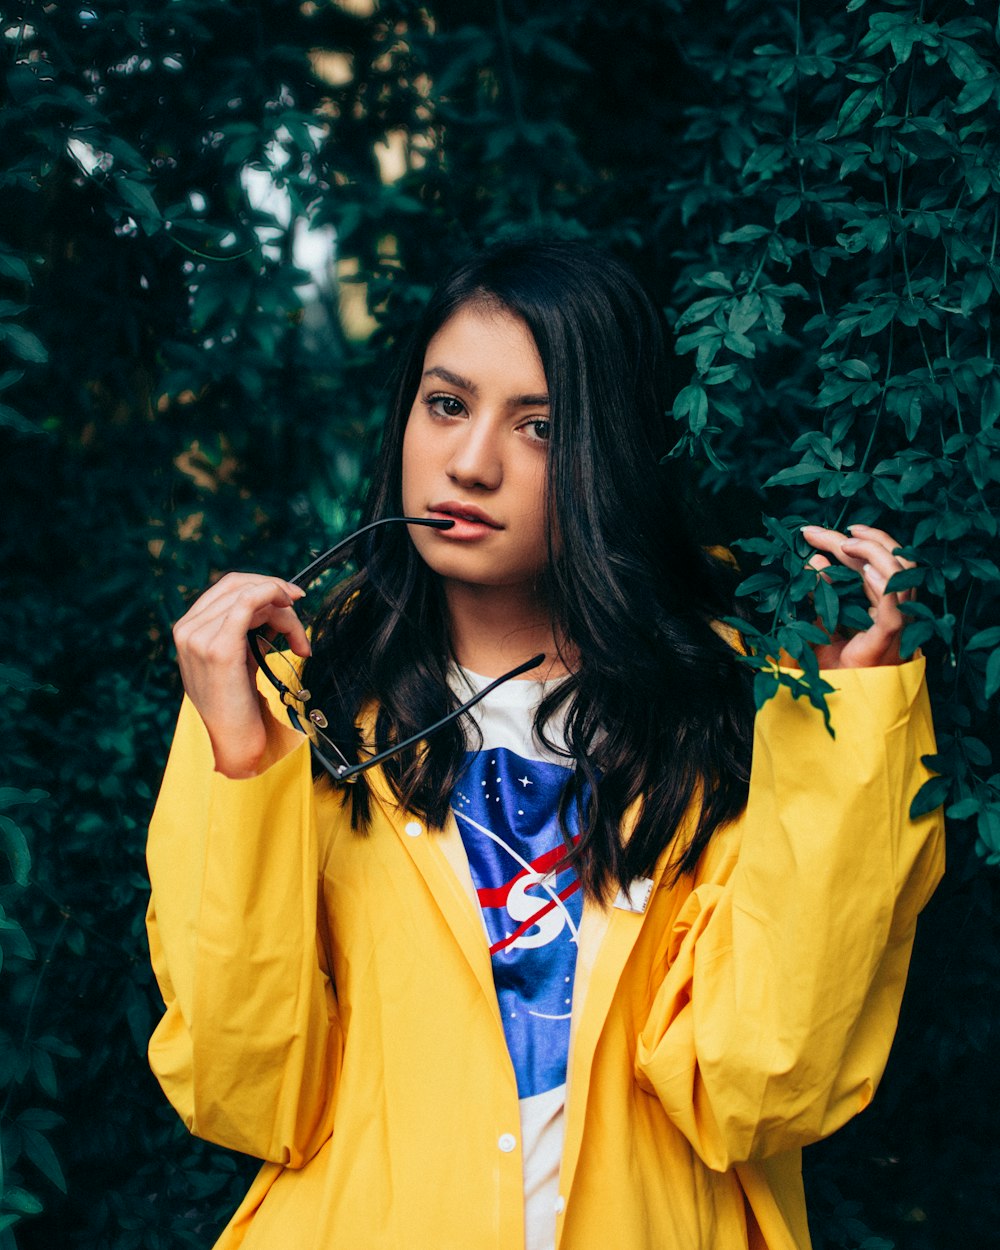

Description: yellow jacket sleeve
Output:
[145,695,344,1167]
[635,658,945,1170]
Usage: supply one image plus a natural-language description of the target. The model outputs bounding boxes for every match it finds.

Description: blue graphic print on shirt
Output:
[452,747,584,1100]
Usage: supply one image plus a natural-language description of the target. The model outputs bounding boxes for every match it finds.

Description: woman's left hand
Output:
[799,523,916,669]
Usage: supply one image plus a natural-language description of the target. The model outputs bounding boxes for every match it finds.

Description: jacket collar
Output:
[366,767,503,1029]
[557,801,694,1211]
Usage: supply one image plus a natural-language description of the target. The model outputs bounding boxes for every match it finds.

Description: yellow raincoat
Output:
[146,657,944,1249]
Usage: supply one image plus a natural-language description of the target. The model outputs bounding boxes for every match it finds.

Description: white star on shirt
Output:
[518,775,533,788]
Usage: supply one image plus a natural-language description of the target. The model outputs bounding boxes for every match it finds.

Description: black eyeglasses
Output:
[248,516,545,784]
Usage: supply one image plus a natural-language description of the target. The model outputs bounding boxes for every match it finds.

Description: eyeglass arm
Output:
[248,515,454,700]
[318,651,548,783]
[287,515,454,588]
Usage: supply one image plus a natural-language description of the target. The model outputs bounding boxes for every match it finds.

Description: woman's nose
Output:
[446,420,502,490]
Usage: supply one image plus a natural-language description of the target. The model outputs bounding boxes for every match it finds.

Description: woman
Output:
[146,239,944,1249]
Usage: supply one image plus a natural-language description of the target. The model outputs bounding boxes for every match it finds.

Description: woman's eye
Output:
[426,395,465,418]
[522,418,551,443]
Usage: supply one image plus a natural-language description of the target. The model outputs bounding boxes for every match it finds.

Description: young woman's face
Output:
[401,303,552,597]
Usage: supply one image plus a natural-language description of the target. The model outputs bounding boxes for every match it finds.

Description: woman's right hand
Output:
[172,573,311,778]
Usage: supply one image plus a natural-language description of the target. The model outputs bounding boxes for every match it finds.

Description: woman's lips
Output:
[428,502,502,539]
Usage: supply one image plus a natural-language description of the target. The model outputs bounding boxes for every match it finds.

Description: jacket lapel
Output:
[558,803,696,1214]
[367,770,501,1026]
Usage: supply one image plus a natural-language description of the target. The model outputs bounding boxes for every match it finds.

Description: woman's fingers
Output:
[843,525,915,603]
[801,525,911,597]
[844,523,916,568]
[860,560,905,636]
[800,524,866,573]
[172,573,312,776]
[177,578,310,658]
[804,550,832,575]
[180,573,305,632]
[800,522,913,667]
[841,535,914,606]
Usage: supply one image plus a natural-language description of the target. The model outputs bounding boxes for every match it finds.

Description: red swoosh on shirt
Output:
[487,880,582,957]
[475,843,574,910]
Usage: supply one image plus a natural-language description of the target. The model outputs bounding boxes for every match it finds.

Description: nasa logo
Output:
[452,747,586,1098]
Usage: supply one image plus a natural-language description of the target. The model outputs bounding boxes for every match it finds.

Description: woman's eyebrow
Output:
[423,365,477,393]
[422,365,549,408]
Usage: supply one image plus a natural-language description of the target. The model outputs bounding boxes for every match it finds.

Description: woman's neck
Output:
[444,580,575,681]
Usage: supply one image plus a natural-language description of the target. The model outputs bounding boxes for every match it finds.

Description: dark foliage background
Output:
[1,1,997,1246]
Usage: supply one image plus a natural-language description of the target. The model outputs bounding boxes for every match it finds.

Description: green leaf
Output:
[0,402,41,434]
[672,384,708,434]
[22,1128,67,1193]
[718,224,770,244]
[840,358,873,381]
[967,626,1000,650]
[31,1047,57,1098]
[910,774,949,819]
[735,572,784,597]
[962,737,992,767]
[985,650,1000,701]
[764,463,824,487]
[838,471,870,496]
[836,86,883,136]
[900,621,934,657]
[0,323,48,364]
[884,567,925,593]
[942,35,991,84]
[123,978,152,1052]
[859,303,895,336]
[842,603,876,632]
[814,578,839,635]
[774,195,800,224]
[692,271,734,292]
[674,325,721,355]
[965,562,1000,585]
[728,294,762,336]
[0,815,31,885]
[723,331,756,358]
[535,36,590,73]
[0,907,32,959]
[676,296,726,328]
[115,177,162,221]
[1,1188,42,1216]
[17,1108,64,1132]
[0,252,32,283]
[0,787,48,810]
[753,670,779,710]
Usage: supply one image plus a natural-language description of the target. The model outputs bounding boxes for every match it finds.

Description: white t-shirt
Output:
[448,667,584,1250]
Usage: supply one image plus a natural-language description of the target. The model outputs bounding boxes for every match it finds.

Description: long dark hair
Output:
[302,238,754,898]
